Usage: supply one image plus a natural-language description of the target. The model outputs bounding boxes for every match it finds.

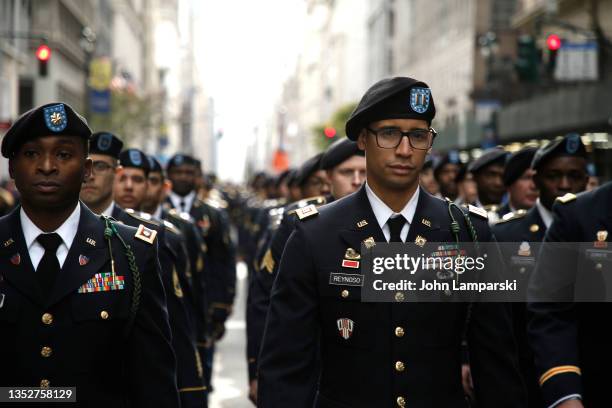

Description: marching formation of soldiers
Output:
[0,74,609,408]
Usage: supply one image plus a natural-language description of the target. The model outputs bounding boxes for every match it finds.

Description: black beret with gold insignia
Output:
[320,138,364,170]
[345,77,436,141]
[1,102,91,158]
[90,132,123,158]
[166,154,197,172]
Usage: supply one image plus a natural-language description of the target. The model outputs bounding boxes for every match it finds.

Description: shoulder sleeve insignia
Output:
[135,224,157,244]
[556,193,577,204]
[467,204,488,220]
[172,268,184,298]
[295,204,319,220]
[260,249,275,274]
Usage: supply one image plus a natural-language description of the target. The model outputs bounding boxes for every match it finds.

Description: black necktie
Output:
[36,233,63,295]
[180,200,185,212]
[387,216,406,243]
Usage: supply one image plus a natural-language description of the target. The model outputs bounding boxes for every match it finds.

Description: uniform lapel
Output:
[46,203,110,307]
[338,186,387,253]
[0,207,44,305]
[406,189,442,244]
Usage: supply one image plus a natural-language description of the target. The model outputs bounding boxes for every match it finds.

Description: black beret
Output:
[345,77,436,141]
[147,155,163,174]
[433,150,461,177]
[320,138,364,170]
[531,133,587,170]
[468,148,508,174]
[1,102,91,158]
[166,153,197,171]
[119,148,150,175]
[90,132,123,158]
[275,169,293,187]
[295,153,324,187]
[286,169,299,187]
[503,147,537,186]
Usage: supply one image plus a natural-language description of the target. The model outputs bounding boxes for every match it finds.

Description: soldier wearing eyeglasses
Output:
[257,77,525,408]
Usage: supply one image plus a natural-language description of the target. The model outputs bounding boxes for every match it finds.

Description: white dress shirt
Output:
[169,190,196,213]
[535,198,553,229]
[101,201,115,217]
[20,203,81,271]
[365,182,420,243]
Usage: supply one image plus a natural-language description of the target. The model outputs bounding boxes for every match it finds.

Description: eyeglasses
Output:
[366,127,436,150]
[92,161,115,173]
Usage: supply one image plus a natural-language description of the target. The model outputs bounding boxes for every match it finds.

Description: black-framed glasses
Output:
[366,127,437,150]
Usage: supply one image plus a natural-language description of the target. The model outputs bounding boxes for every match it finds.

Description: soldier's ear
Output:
[357,130,367,151]
[163,179,173,193]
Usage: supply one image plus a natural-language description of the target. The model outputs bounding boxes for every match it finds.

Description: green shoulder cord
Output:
[102,216,142,338]
[445,200,481,342]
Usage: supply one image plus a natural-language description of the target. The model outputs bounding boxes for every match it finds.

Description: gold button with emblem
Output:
[41,313,53,325]
[40,379,50,388]
[595,263,603,271]
[395,326,405,338]
[41,346,52,358]
[396,396,406,407]
[100,310,109,320]
[530,224,539,233]
[395,361,405,372]
[341,289,349,298]
[519,267,526,274]
[394,292,405,302]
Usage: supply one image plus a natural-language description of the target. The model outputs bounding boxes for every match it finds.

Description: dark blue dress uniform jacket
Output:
[528,182,612,407]
[258,186,526,408]
[0,203,179,407]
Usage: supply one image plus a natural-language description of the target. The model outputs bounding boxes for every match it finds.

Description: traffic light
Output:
[36,44,51,77]
[515,35,540,82]
[324,127,336,138]
[545,34,561,77]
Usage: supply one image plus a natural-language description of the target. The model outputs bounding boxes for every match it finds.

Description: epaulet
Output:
[205,198,227,209]
[168,208,194,222]
[556,193,577,204]
[294,204,319,220]
[497,209,527,224]
[268,206,285,229]
[467,204,488,220]
[135,224,158,244]
[162,219,181,236]
[286,195,327,215]
[125,208,161,226]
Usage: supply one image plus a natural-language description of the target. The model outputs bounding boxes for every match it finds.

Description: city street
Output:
[210,262,252,408]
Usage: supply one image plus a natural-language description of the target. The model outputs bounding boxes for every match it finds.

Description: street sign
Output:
[554,41,598,81]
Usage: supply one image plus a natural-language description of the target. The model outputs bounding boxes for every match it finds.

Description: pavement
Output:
[209,262,254,408]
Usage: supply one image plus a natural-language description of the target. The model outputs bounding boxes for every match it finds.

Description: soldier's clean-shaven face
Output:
[357,118,430,192]
[326,155,366,199]
[80,153,117,210]
[114,167,148,210]
[10,135,91,212]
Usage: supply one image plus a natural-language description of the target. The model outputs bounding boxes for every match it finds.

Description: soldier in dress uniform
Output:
[246,138,366,402]
[0,103,179,407]
[258,77,526,408]
[142,155,212,395]
[112,148,207,408]
[468,147,508,222]
[165,153,236,392]
[528,181,612,408]
[497,147,538,219]
[419,156,440,196]
[434,151,461,201]
[493,134,588,407]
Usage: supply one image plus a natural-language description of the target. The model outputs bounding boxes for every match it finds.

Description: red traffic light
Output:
[546,34,561,51]
[324,127,336,138]
[36,44,51,61]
